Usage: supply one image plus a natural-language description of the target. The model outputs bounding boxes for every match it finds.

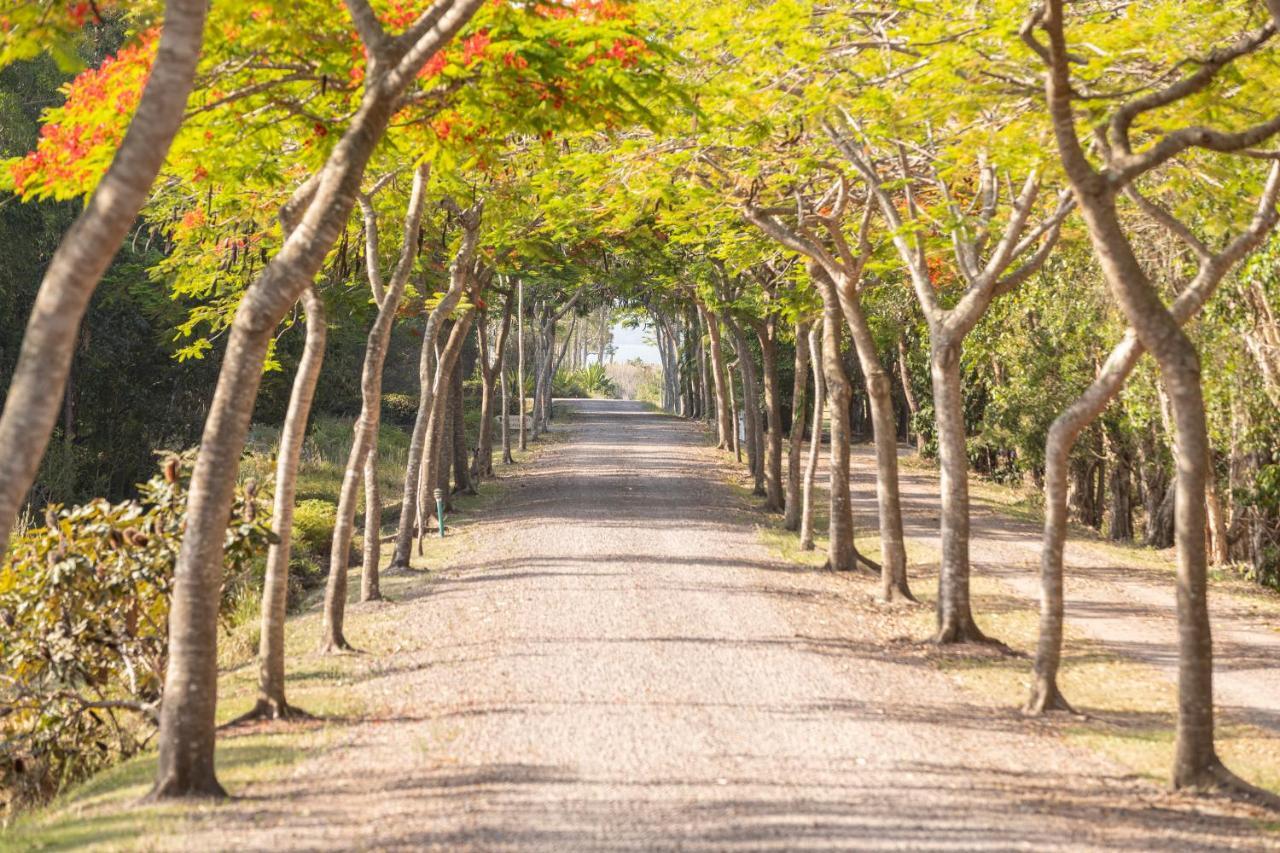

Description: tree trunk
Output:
[1206,449,1229,565]
[473,297,512,481]
[517,279,527,451]
[700,304,733,449]
[800,325,825,552]
[726,317,765,497]
[753,319,785,512]
[151,2,485,797]
[251,286,325,721]
[784,320,811,531]
[321,167,430,652]
[930,335,986,642]
[833,273,913,601]
[416,311,477,551]
[451,359,474,495]
[360,449,382,601]
[390,216,480,569]
[501,360,513,465]
[1107,427,1135,542]
[0,0,209,557]
[898,336,925,455]
[819,291,858,572]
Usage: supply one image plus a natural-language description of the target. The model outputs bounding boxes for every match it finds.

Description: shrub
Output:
[291,499,336,560]
[381,392,418,427]
[0,451,271,814]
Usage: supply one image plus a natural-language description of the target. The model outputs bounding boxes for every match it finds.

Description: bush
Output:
[381,392,418,428]
[0,451,271,814]
[291,499,336,560]
[553,364,618,399]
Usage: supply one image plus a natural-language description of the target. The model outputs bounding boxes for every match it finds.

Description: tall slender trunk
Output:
[151,1,485,798]
[897,336,925,455]
[0,0,210,555]
[800,325,825,551]
[930,335,985,641]
[517,279,527,451]
[501,359,513,464]
[251,286,325,720]
[833,275,913,601]
[753,320,785,512]
[416,310,477,551]
[820,293,858,572]
[472,298,512,481]
[784,320,811,531]
[726,317,765,496]
[321,167,430,653]
[451,359,475,495]
[390,214,480,569]
[700,305,733,448]
[361,448,382,601]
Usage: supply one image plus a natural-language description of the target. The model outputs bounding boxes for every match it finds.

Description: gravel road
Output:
[167,400,1274,851]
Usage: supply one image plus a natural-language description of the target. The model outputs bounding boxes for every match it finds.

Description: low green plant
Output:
[291,499,336,560]
[381,393,418,428]
[0,451,271,815]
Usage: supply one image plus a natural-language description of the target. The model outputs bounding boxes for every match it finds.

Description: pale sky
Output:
[611,321,660,365]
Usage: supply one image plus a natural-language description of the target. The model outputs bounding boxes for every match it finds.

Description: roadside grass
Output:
[752,456,1280,811]
[4,430,549,850]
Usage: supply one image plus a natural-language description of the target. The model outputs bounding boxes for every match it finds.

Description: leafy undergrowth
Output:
[3,439,544,850]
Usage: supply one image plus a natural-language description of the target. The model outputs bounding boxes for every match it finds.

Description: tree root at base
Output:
[223,698,315,728]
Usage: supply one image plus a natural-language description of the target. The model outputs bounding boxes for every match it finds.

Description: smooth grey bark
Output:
[830,124,1068,641]
[743,201,909,597]
[390,206,481,568]
[321,165,430,653]
[815,272,859,572]
[361,450,382,601]
[897,336,925,454]
[800,325,825,551]
[751,317,785,513]
[250,287,326,721]
[784,320,812,531]
[0,0,210,557]
[473,295,513,481]
[725,316,765,497]
[699,303,734,450]
[153,0,486,798]
[450,358,474,495]
[517,278,527,451]
[1035,0,1280,800]
[416,307,477,552]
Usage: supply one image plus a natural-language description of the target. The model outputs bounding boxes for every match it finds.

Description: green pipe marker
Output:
[434,488,445,538]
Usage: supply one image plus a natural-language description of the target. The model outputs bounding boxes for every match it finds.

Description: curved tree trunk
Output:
[501,360,513,464]
[800,325,825,551]
[415,309,477,551]
[0,0,209,556]
[784,320,811,531]
[834,277,913,601]
[390,216,480,568]
[321,166,430,653]
[151,2,485,798]
[250,286,326,721]
[897,336,925,455]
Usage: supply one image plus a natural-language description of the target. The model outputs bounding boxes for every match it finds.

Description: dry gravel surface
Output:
[165,400,1275,851]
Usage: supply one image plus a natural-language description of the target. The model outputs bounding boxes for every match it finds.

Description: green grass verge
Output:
[4,428,551,850]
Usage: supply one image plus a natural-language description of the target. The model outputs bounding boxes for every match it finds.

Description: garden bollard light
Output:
[434,488,445,538]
